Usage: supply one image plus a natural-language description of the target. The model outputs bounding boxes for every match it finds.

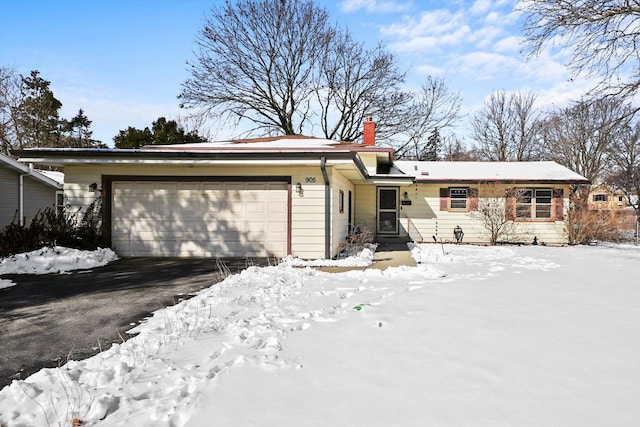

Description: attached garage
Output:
[109,178,290,257]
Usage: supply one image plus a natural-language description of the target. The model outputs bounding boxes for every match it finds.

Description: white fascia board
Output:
[367,177,414,185]
[2,155,62,189]
[16,157,349,167]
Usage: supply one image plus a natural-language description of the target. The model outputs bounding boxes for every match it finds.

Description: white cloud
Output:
[381,8,472,52]
[470,0,492,15]
[340,0,412,13]
[389,25,471,52]
[414,63,446,76]
[450,51,522,81]
[469,25,504,49]
[493,35,523,53]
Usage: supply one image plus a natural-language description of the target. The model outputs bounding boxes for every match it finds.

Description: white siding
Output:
[330,169,355,255]
[398,183,571,245]
[64,164,332,259]
[0,166,57,227]
[112,181,288,257]
[0,167,19,227]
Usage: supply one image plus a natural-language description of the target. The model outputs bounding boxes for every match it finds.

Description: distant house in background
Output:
[588,182,634,211]
[0,153,64,228]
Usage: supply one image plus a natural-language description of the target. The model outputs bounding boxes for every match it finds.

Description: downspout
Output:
[18,163,34,226]
[18,174,24,226]
[320,157,331,259]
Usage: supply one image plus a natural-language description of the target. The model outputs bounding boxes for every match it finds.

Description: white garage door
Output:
[111,180,289,257]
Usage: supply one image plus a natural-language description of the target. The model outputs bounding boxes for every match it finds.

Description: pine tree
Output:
[15,70,62,148]
[419,127,440,161]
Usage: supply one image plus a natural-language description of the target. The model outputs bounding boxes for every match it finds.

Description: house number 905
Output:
[304,177,317,183]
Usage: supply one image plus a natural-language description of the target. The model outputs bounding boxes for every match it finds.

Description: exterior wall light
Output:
[295,182,302,194]
[89,182,98,193]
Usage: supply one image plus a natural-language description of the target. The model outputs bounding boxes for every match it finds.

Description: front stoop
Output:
[315,237,416,273]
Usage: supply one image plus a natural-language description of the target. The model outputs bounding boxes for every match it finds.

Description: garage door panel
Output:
[112,180,289,257]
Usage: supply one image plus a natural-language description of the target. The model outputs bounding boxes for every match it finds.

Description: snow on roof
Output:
[0,153,63,188]
[393,161,589,183]
[36,169,64,185]
[143,135,378,151]
[142,135,393,153]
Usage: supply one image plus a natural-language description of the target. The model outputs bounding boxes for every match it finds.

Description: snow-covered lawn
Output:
[1,243,639,426]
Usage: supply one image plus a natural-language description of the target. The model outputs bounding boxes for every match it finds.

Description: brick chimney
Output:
[363,117,376,146]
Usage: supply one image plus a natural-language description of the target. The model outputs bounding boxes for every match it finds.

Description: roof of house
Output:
[12,136,393,166]
[393,161,590,184]
[143,135,391,153]
[11,138,589,185]
[0,153,63,189]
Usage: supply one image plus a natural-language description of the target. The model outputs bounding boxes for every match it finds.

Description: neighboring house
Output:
[588,182,636,210]
[0,153,64,229]
[14,123,589,258]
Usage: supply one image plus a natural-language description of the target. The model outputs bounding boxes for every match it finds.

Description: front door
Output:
[377,187,399,235]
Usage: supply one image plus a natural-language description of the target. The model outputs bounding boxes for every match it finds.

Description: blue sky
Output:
[0,0,591,146]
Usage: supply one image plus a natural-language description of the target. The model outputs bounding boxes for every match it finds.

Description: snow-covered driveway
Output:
[1,244,639,426]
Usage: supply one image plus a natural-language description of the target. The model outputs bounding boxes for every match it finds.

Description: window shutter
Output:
[439,188,449,211]
[553,188,564,220]
[469,188,479,211]
[505,188,516,220]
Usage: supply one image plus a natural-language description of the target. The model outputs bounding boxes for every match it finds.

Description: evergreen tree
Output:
[113,126,154,149]
[114,117,205,148]
[15,70,62,148]
[419,127,440,161]
[61,109,105,148]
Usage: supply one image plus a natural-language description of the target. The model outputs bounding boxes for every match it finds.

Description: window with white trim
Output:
[55,191,64,216]
[516,188,552,219]
[593,194,607,202]
[449,188,468,210]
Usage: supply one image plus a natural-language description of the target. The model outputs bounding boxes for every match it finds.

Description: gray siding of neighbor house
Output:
[23,175,57,224]
[0,167,57,228]
[0,166,20,227]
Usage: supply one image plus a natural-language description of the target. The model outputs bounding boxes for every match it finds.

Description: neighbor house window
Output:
[516,188,553,219]
[593,194,607,202]
[339,190,345,213]
[449,188,468,210]
[55,191,64,216]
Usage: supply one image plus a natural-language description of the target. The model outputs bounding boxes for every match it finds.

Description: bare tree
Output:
[518,0,640,103]
[471,90,541,161]
[540,97,632,182]
[609,120,640,221]
[440,136,478,161]
[392,76,462,159]
[316,31,410,142]
[179,0,334,135]
[0,66,21,155]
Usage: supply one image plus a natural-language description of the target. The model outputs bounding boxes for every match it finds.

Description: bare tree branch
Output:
[472,90,541,161]
[519,0,640,103]
[179,0,334,135]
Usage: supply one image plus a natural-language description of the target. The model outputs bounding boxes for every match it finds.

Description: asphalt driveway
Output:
[0,257,264,388]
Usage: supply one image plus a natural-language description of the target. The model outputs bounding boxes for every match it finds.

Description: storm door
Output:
[377,187,399,235]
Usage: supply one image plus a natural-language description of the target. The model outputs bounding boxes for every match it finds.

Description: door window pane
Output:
[379,211,397,232]
[379,189,397,209]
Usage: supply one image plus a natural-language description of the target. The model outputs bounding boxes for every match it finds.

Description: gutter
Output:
[320,157,331,259]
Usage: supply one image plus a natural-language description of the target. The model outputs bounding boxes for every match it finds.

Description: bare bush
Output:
[473,185,528,245]
[338,225,374,257]
[566,189,626,244]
